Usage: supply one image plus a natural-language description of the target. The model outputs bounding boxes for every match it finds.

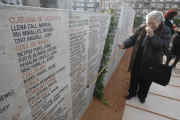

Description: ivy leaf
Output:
[94,8,118,106]
[103,99,106,104]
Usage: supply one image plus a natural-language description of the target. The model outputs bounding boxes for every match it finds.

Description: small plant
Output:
[133,16,143,28]
[173,19,180,27]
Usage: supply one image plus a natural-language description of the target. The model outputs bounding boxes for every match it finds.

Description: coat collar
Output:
[128,22,164,72]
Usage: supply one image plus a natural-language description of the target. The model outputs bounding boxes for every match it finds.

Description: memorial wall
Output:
[0,5,111,120]
[102,1,135,86]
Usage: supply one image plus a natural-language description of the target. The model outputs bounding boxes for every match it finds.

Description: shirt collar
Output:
[168,19,173,24]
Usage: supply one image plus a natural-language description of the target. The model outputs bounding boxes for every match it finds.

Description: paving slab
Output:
[169,76,180,86]
[124,94,180,120]
[122,105,172,120]
[149,83,180,100]
[172,68,180,76]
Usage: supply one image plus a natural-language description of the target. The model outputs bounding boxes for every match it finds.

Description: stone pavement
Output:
[122,58,180,120]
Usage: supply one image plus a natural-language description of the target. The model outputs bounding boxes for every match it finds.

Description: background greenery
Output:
[174,19,180,27]
[133,16,143,28]
[94,9,118,106]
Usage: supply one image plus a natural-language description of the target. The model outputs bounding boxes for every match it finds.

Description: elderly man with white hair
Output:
[118,11,171,103]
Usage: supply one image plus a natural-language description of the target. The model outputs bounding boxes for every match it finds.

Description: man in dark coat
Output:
[118,11,171,103]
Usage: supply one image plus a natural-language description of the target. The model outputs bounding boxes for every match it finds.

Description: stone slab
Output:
[0,4,111,120]
[172,68,180,76]
[126,94,180,119]
[122,105,172,120]
[102,2,135,86]
[69,11,111,120]
[169,76,180,86]
[0,5,73,120]
[149,83,180,100]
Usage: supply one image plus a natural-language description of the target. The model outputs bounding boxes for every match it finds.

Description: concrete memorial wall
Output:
[69,11,111,120]
[0,5,111,120]
[102,1,135,86]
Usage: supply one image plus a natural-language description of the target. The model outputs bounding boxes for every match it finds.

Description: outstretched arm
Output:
[122,28,139,49]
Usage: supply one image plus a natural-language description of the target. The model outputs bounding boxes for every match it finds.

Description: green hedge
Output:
[133,16,143,28]
[173,19,180,27]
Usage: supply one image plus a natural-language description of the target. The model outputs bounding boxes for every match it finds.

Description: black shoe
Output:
[139,97,145,103]
[125,94,135,100]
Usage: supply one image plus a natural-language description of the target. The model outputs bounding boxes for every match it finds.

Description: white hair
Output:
[146,11,163,23]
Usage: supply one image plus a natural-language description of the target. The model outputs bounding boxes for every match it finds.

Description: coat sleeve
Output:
[149,27,171,52]
[123,28,139,49]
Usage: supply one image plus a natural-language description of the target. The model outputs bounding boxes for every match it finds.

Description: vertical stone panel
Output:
[0,4,111,120]
[69,11,111,120]
[101,1,135,86]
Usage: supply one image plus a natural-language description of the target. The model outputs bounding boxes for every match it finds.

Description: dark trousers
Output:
[128,57,152,98]
[168,54,180,66]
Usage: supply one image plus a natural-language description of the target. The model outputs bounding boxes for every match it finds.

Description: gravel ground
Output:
[80,47,133,120]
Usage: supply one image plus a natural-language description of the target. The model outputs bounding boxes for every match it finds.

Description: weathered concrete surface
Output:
[101,2,135,86]
[0,4,110,120]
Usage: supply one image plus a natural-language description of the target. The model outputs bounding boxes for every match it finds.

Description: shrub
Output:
[133,16,143,28]
[173,19,180,27]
